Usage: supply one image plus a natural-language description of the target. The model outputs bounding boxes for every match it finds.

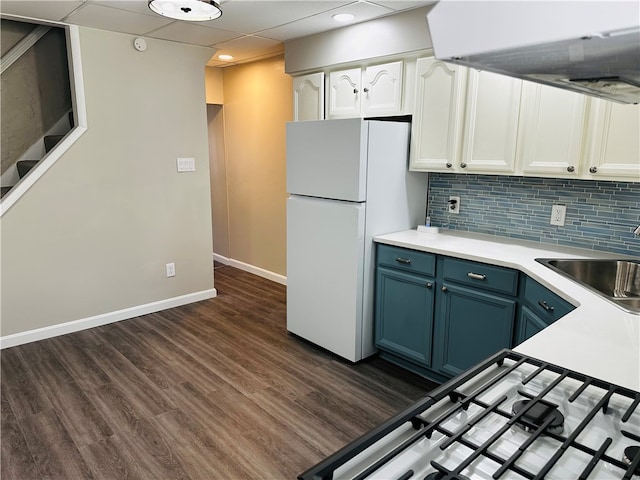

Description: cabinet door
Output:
[410,57,466,172]
[517,82,587,177]
[328,68,362,118]
[515,305,548,345]
[375,267,435,367]
[363,61,403,116]
[435,283,515,378]
[461,70,522,173]
[584,100,640,181]
[293,72,324,121]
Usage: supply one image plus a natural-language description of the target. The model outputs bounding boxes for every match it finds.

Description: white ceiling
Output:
[0,0,434,67]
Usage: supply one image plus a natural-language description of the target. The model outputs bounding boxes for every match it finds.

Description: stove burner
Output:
[623,446,640,474]
[511,399,564,434]
[425,472,471,480]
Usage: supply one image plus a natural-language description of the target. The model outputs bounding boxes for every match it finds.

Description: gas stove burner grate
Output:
[424,470,471,480]
[297,350,640,480]
[511,399,564,434]
[623,446,640,475]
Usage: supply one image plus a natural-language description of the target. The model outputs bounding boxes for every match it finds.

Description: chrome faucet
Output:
[634,225,640,236]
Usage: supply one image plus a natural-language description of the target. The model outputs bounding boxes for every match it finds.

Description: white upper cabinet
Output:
[293,72,325,121]
[584,100,640,181]
[328,61,403,119]
[299,54,638,182]
[362,61,404,116]
[410,57,466,172]
[460,69,522,173]
[517,83,588,177]
[328,67,362,118]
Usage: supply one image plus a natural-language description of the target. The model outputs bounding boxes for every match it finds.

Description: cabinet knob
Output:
[460,162,467,169]
[446,162,452,169]
[538,300,555,312]
[589,166,598,174]
[426,282,433,289]
[353,88,358,94]
[441,286,448,292]
[363,87,369,93]
[566,165,575,173]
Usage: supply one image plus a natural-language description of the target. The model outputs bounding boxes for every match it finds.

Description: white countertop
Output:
[374,229,640,391]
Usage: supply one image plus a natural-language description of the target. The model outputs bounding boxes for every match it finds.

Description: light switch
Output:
[176,157,195,172]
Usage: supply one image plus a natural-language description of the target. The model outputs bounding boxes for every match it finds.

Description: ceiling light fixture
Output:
[332,13,355,23]
[148,0,222,21]
[218,54,234,61]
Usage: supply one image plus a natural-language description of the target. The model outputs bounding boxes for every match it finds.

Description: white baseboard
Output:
[213,253,287,285]
[0,288,217,349]
[213,253,230,265]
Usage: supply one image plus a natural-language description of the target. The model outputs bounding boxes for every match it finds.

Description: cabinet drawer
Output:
[442,257,518,296]
[523,276,575,323]
[376,244,436,277]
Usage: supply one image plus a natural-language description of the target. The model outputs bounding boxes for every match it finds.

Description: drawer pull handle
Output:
[426,282,433,289]
[538,300,555,312]
[467,272,486,280]
[395,257,411,265]
[441,286,448,292]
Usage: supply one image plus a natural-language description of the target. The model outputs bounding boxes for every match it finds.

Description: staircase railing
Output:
[0,24,50,74]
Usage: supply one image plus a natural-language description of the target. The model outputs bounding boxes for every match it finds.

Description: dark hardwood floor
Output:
[1,265,438,479]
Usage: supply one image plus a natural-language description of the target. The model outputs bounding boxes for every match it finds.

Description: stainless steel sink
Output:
[536,258,640,313]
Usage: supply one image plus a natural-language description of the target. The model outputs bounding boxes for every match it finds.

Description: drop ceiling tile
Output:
[368,1,435,12]
[199,1,349,34]
[259,1,393,41]
[0,1,84,22]
[89,0,162,18]
[64,3,173,34]
[212,34,283,63]
[148,21,239,46]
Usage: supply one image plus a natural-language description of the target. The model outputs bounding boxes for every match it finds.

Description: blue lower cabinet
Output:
[434,283,516,378]
[375,267,435,367]
[516,304,549,345]
[514,277,575,345]
[373,245,575,382]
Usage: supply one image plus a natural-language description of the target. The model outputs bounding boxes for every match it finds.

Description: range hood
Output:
[426,1,640,104]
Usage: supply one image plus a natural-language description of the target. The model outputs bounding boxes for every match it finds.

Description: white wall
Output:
[218,56,291,279]
[0,27,215,339]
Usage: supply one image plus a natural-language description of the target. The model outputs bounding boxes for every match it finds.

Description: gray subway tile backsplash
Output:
[427,174,640,257]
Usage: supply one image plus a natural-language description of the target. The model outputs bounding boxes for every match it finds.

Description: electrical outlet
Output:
[550,205,566,226]
[166,262,176,277]
[448,196,460,214]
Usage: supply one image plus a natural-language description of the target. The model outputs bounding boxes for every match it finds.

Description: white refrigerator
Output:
[286,118,428,362]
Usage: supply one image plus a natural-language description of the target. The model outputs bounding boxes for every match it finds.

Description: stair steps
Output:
[16,160,39,178]
[44,134,65,153]
[1,131,69,199]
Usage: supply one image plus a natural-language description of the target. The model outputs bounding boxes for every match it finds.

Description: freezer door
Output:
[287,196,365,362]
[286,119,368,202]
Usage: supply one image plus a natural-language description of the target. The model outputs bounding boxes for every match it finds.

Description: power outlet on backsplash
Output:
[550,205,566,226]
[427,174,640,257]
